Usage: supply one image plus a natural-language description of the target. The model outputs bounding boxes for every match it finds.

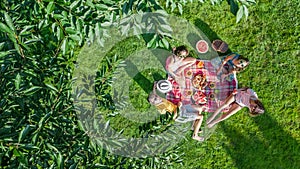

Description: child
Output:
[216,53,250,81]
[148,82,178,118]
[206,87,265,128]
[165,46,197,87]
[176,102,207,142]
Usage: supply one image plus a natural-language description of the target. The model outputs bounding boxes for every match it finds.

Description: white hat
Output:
[157,80,172,93]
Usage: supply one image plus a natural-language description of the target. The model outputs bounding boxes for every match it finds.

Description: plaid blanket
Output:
[166,60,238,113]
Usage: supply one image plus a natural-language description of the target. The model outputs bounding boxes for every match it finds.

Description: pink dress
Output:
[235,88,258,108]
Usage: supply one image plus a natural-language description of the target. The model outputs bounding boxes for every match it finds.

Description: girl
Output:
[216,53,250,81]
[165,46,197,87]
[148,81,178,118]
[176,102,207,142]
[206,87,265,128]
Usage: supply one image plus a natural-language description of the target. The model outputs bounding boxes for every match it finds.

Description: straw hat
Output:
[212,39,228,53]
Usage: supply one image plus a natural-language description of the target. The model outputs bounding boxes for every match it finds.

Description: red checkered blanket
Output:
[166,60,238,113]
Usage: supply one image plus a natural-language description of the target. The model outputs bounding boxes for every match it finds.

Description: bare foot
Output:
[192,135,204,142]
[207,123,215,128]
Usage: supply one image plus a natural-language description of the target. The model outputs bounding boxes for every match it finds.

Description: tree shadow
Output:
[220,113,300,168]
[191,18,299,168]
[193,19,232,55]
[124,59,153,94]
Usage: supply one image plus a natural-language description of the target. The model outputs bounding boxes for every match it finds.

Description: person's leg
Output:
[191,120,203,133]
[206,94,235,124]
[192,114,204,141]
[207,103,242,128]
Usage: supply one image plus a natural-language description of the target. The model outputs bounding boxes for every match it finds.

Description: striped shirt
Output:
[235,88,258,108]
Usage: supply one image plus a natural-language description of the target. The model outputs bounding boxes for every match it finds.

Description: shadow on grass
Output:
[124,59,152,94]
[220,113,300,168]
[193,19,232,55]
[124,59,165,94]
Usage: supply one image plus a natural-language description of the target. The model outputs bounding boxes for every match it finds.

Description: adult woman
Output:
[165,46,197,87]
[216,53,250,81]
[206,87,265,128]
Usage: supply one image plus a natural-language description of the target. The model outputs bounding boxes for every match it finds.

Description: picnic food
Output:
[197,61,204,69]
[209,93,215,99]
[192,91,207,104]
[185,70,193,77]
[192,73,207,90]
[209,82,215,89]
[196,40,208,53]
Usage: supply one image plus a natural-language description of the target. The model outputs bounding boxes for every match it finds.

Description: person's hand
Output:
[201,105,208,112]
[177,101,183,108]
[232,89,238,95]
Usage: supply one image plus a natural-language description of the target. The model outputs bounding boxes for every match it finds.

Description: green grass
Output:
[81,0,299,168]
[169,0,300,168]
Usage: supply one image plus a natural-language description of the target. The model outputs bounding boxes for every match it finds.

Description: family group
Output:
[148,40,265,142]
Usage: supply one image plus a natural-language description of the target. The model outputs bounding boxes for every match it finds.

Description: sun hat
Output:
[212,39,228,53]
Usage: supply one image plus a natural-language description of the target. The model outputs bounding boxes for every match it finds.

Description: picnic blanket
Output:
[166,60,238,113]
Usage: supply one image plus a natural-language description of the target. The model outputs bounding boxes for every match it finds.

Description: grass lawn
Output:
[81,0,299,168]
[169,0,300,168]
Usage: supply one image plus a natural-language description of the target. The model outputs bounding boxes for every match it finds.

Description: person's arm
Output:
[222,54,236,64]
[217,54,236,74]
[220,70,236,81]
[152,81,157,95]
[165,56,178,78]
[174,57,196,75]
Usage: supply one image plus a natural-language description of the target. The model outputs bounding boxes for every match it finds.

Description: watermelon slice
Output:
[196,40,208,53]
[192,91,207,104]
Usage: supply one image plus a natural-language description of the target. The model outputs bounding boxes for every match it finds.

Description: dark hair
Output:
[173,46,189,57]
[233,55,250,72]
[249,99,265,117]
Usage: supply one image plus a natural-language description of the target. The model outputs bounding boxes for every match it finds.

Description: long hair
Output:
[249,99,265,117]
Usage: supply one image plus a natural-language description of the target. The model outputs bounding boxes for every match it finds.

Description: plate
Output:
[196,40,208,53]
[192,91,207,104]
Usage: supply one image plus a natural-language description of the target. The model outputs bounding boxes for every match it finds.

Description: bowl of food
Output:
[192,73,207,90]
[209,82,215,89]
[185,70,193,77]
[184,89,193,96]
[196,40,209,54]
